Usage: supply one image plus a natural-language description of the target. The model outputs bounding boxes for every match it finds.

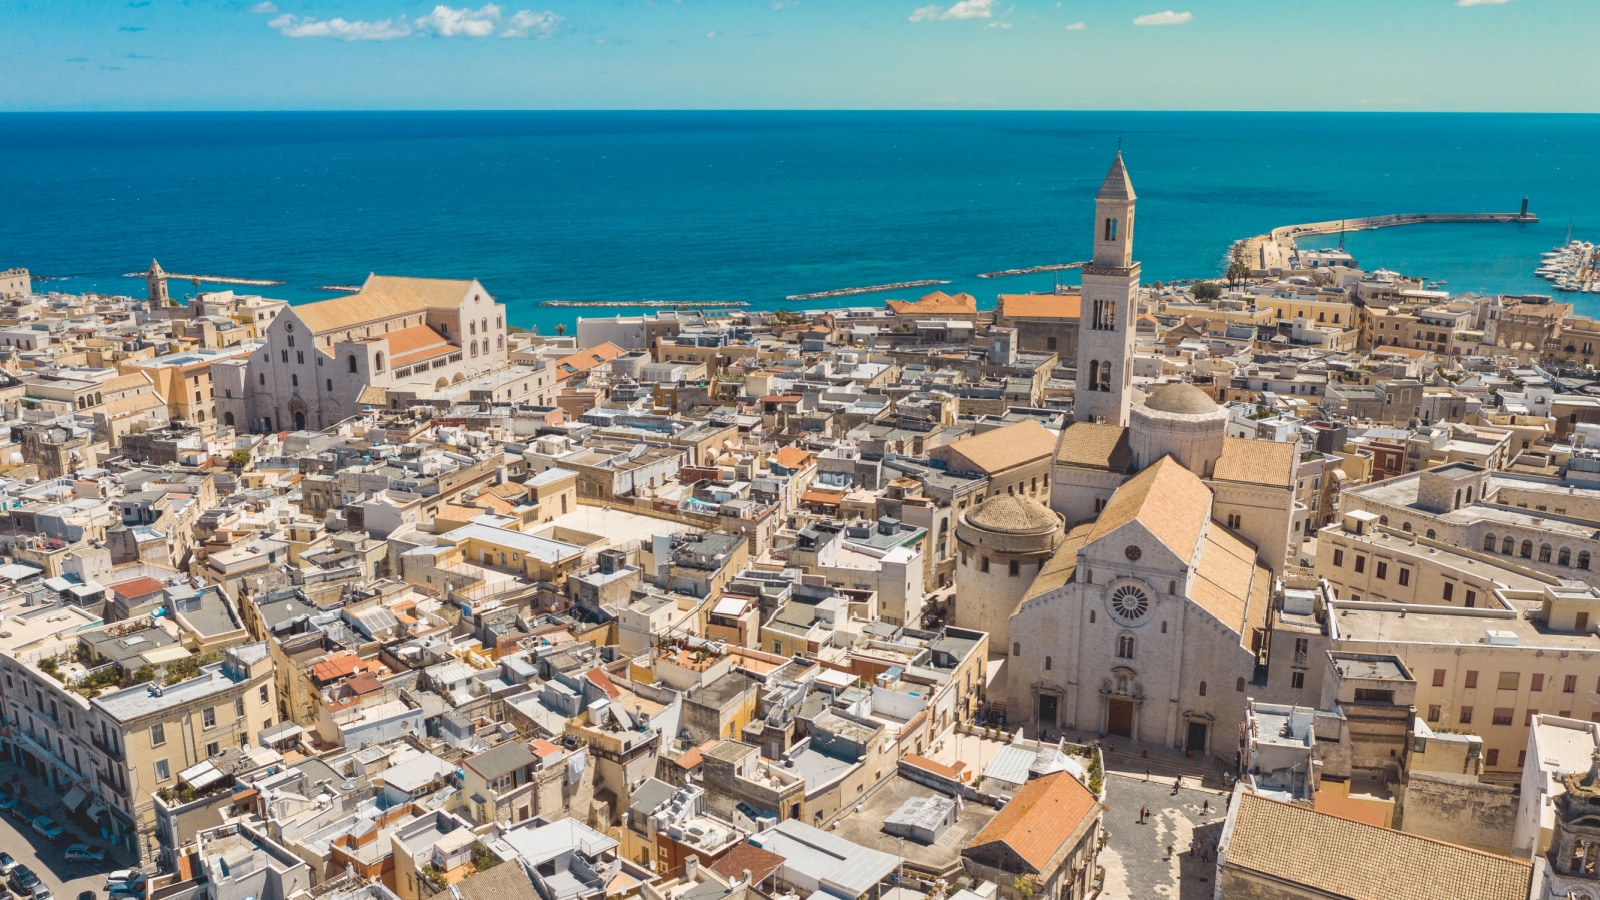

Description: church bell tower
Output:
[145,259,170,308]
[1074,153,1140,427]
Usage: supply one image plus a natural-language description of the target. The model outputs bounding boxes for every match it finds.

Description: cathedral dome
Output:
[963,494,1061,536]
[1143,382,1219,416]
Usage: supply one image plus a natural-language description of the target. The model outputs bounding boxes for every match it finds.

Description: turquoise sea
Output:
[0,111,1596,334]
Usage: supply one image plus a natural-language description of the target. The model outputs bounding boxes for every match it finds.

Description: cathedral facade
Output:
[950,154,1303,754]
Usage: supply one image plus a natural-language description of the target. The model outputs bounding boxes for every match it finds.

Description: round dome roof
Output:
[1144,382,1219,415]
[963,494,1060,535]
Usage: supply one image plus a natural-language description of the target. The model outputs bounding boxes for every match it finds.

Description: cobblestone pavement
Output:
[1097,772,1229,900]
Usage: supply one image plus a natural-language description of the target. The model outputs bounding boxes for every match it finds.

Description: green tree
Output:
[227,450,251,469]
[1192,281,1222,301]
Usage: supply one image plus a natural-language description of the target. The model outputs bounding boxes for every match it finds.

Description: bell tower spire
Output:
[1075,152,1140,427]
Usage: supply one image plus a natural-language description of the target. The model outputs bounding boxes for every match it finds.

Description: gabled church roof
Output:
[1096,152,1136,202]
[1054,422,1132,472]
[1191,524,1270,647]
[1085,456,1209,560]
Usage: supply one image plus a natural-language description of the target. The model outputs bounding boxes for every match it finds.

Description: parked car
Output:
[65,845,105,864]
[103,889,142,900]
[78,892,96,900]
[0,795,16,813]
[31,887,53,900]
[0,880,14,900]
[29,816,64,840]
[8,867,38,894]
[0,855,14,875]
[99,873,143,894]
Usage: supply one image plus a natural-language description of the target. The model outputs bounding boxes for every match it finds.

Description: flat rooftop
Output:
[543,504,696,548]
[1331,605,1600,651]
[830,774,998,870]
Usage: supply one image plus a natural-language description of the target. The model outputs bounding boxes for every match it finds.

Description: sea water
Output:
[0,110,1595,333]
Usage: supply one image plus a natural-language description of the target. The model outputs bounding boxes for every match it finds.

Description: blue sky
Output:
[2,0,1595,111]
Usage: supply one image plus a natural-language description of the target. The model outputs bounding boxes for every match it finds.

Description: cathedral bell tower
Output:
[145,259,170,308]
[1075,153,1140,427]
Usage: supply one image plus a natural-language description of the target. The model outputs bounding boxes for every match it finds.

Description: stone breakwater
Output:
[1233,210,1539,273]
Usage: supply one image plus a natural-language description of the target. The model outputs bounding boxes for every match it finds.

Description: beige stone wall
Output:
[1399,772,1518,854]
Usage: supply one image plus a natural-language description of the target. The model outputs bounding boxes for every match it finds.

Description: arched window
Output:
[1099,361,1112,391]
[1540,544,1553,563]
[1116,634,1135,660]
[470,340,478,358]
[1560,548,1572,567]
[1466,486,1474,503]
[1484,534,1496,552]
[1236,677,1246,692]
[1426,529,1436,540]
[347,355,358,373]
[223,411,235,426]
[1454,489,1461,509]
[1402,522,1412,532]
[1580,551,1592,571]
[1503,537,1515,555]
[1199,681,1207,697]
[374,351,384,372]
[1013,642,1021,657]
[469,320,476,335]
[481,318,488,334]
[1521,540,1533,559]
[1088,360,1100,392]
[1044,656,1052,671]
[1379,515,1389,526]
[1104,218,1117,241]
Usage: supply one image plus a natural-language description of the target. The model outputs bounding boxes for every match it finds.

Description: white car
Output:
[29,817,63,840]
[64,845,105,864]
[100,874,142,894]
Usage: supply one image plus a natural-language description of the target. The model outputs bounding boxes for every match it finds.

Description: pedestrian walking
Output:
[1172,776,1182,795]
[1202,799,1210,814]
[1144,767,1150,782]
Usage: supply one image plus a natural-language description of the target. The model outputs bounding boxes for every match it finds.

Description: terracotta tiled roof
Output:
[553,342,624,381]
[109,576,168,601]
[998,293,1081,321]
[1053,423,1131,472]
[774,446,813,470]
[963,772,1099,874]
[887,291,978,317]
[710,842,787,886]
[943,419,1058,475]
[1086,457,1210,561]
[310,652,362,684]
[1190,525,1268,647]
[586,668,621,700]
[364,275,480,309]
[1224,791,1531,900]
[1213,437,1298,488]
[1023,522,1094,602]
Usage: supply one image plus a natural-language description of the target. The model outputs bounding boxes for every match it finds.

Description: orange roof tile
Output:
[310,652,362,684]
[964,772,1099,873]
[1086,456,1211,561]
[553,342,624,381]
[887,291,978,317]
[999,293,1082,321]
[774,446,813,470]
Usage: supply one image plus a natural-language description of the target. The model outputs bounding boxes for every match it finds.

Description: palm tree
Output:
[554,323,567,336]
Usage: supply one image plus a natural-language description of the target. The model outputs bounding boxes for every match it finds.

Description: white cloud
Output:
[1063,20,1086,29]
[415,4,500,36]
[267,4,561,40]
[984,20,1012,29]
[1457,0,1512,6]
[1133,9,1192,24]
[501,9,562,38]
[909,0,993,22]
[249,1,277,13]
[268,12,413,39]
[705,29,717,37]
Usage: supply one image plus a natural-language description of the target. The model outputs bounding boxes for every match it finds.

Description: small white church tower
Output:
[1075,153,1140,427]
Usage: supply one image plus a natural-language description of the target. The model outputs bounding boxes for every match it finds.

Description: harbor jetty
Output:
[976,262,1086,279]
[315,285,362,292]
[786,279,949,302]
[1233,206,1539,274]
[538,299,749,309]
[123,271,283,287]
